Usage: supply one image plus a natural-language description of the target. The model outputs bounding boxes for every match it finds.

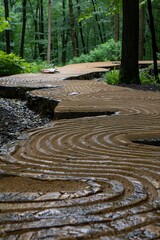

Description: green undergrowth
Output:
[0,51,30,76]
[105,66,160,85]
[0,51,52,76]
[69,39,121,64]
[29,60,53,73]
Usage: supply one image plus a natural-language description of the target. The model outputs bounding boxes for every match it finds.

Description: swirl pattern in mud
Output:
[26,80,160,119]
[0,113,160,239]
[0,62,160,239]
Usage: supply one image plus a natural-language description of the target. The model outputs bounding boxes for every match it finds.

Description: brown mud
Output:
[0,61,160,239]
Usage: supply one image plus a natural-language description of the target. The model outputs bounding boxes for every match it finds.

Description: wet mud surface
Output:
[0,62,160,239]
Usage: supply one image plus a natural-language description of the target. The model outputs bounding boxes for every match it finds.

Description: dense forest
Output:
[0,0,160,67]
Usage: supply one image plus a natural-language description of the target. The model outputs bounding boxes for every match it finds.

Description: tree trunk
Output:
[3,0,11,54]
[147,0,159,81]
[34,5,39,60]
[76,0,86,54]
[20,0,27,58]
[68,0,78,57]
[114,0,119,43]
[139,4,146,60]
[119,0,140,84]
[53,20,59,64]
[61,33,68,65]
[101,21,107,42]
[114,12,119,42]
[91,0,104,43]
[61,0,68,65]
[47,0,51,64]
[28,0,39,60]
[39,0,45,60]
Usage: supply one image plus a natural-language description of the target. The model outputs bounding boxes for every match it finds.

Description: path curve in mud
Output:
[0,62,160,239]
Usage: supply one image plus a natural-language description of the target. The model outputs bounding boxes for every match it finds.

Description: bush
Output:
[29,60,53,73]
[105,69,119,85]
[139,69,156,84]
[0,51,31,76]
[0,51,53,76]
[69,39,121,64]
[105,68,158,85]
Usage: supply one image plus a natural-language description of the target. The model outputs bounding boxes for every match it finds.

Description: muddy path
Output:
[0,62,160,239]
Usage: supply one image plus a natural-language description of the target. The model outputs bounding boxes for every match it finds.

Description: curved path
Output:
[0,62,160,239]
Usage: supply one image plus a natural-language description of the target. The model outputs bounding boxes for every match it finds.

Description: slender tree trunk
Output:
[53,20,59,64]
[20,0,27,58]
[76,0,86,54]
[147,0,159,81]
[101,21,107,42]
[139,4,146,60]
[93,26,97,46]
[61,33,68,64]
[39,0,45,60]
[28,0,39,60]
[115,12,119,42]
[86,23,89,52]
[61,0,66,64]
[119,0,140,84]
[68,0,78,57]
[75,31,79,56]
[91,0,104,43]
[61,0,68,65]
[3,0,11,54]
[34,5,39,60]
[47,0,51,64]
[114,0,119,43]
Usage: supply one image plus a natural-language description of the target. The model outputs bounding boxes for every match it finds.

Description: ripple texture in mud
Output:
[0,113,160,239]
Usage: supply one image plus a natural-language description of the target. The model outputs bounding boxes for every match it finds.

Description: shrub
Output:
[139,69,156,84]
[0,51,53,76]
[69,39,121,64]
[105,68,158,85]
[0,51,31,76]
[29,60,54,73]
[105,69,119,85]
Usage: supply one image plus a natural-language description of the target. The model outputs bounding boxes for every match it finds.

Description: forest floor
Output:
[0,61,160,239]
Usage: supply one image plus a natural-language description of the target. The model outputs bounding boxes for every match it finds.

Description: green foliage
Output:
[0,51,55,76]
[69,39,121,64]
[29,60,54,73]
[103,0,122,15]
[105,69,119,85]
[104,69,116,85]
[105,67,159,85]
[139,69,156,84]
[79,0,122,21]
[157,53,160,60]
[0,17,10,32]
[141,64,160,83]
[0,51,31,76]
[0,0,122,64]
[0,9,10,33]
[0,7,10,33]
